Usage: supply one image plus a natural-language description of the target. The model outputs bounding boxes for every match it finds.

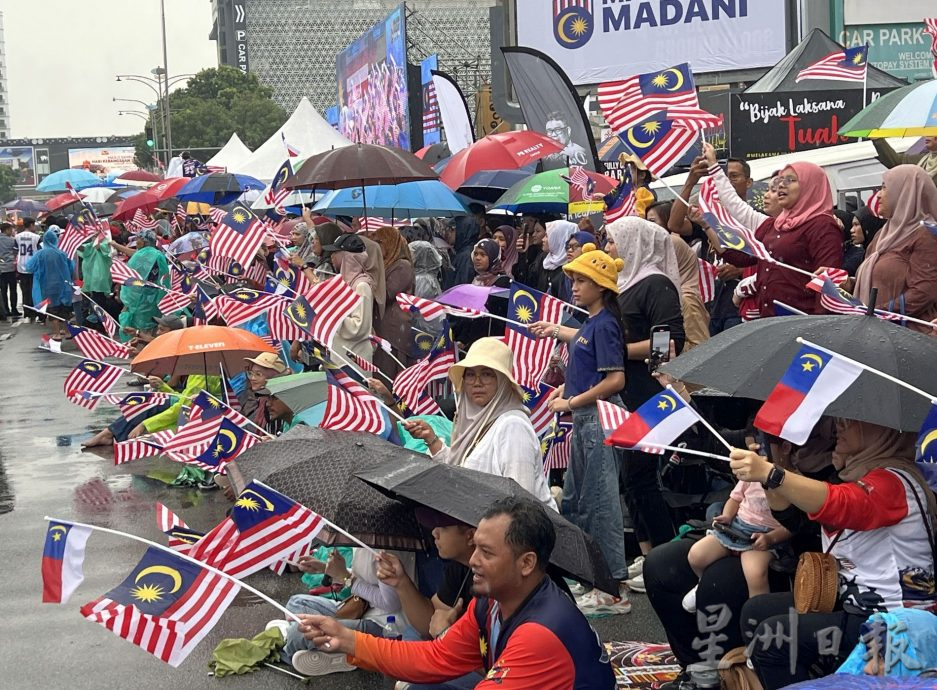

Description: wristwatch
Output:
[762,463,786,490]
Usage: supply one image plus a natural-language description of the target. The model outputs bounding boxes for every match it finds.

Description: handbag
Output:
[793,530,845,614]
[334,594,370,620]
[718,647,764,690]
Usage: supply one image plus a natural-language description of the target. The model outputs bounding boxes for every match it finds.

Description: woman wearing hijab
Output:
[300,221,344,283]
[730,420,936,689]
[533,220,577,297]
[409,241,443,299]
[470,238,504,287]
[853,165,937,332]
[448,216,481,288]
[328,234,375,363]
[24,226,74,341]
[116,228,169,341]
[832,209,862,276]
[849,205,886,260]
[606,217,685,560]
[370,226,415,372]
[403,337,556,508]
[491,225,518,278]
[513,216,547,286]
[720,161,843,317]
[557,230,595,302]
[288,221,317,266]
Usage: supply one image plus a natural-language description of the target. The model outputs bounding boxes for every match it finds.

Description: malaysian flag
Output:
[597,398,630,436]
[698,259,718,304]
[60,208,102,259]
[926,19,937,73]
[281,132,300,157]
[174,203,187,229]
[64,360,124,410]
[698,175,744,230]
[156,503,205,553]
[808,276,902,321]
[130,208,158,232]
[192,285,221,324]
[541,417,573,473]
[522,383,555,437]
[210,205,266,269]
[322,370,389,434]
[618,112,700,178]
[796,44,869,83]
[358,216,411,232]
[243,260,268,286]
[170,265,198,294]
[396,292,447,321]
[702,212,773,261]
[67,324,131,361]
[114,429,175,466]
[215,288,286,327]
[598,63,698,134]
[561,165,596,199]
[284,276,362,349]
[264,159,294,215]
[267,255,312,298]
[866,189,883,218]
[393,322,454,416]
[80,546,240,667]
[158,391,250,458]
[267,300,310,341]
[348,350,379,373]
[157,289,193,315]
[168,417,262,473]
[604,166,636,223]
[110,261,142,285]
[504,284,565,389]
[112,392,171,424]
[806,268,849,292]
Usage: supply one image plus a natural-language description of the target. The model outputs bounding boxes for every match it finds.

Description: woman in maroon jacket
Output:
[721,162,842,317]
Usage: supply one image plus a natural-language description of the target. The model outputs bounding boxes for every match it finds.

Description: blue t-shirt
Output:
[564,308,624,398]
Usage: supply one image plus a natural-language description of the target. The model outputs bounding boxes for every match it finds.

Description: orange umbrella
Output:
[131,325,276,377]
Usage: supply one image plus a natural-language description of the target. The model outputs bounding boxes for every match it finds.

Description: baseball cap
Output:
[153,314,185,330]
[322,233,365,254]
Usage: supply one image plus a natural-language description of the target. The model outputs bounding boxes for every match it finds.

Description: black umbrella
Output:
[661,315,937,432]
[285,143,439,190]
[228,425,425,550]
[355,456,618,595]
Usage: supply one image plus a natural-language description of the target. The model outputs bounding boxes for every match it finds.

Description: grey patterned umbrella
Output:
[228,425,425,551]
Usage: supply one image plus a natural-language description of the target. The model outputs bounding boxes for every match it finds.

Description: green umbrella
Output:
[491,167,618,216]
[839,79,937,138]
[266,371,327,414]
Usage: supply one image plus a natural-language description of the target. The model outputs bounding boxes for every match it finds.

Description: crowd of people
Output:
[11,134,937,689]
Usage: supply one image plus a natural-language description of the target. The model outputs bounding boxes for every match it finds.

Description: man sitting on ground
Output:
[298,496,615,689]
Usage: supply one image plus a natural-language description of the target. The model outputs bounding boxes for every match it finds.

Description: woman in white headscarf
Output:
[403,337,556,509]
[532,220,577,297]
[605,216,686,561]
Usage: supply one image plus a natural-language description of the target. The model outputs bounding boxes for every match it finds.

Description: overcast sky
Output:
[1,0,218,139]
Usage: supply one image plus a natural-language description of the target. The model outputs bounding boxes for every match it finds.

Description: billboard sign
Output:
[0,147,36,187]
[515,0,788,85]
[841,23,935,82]
[336,4,411,149]
[68,147,137,175]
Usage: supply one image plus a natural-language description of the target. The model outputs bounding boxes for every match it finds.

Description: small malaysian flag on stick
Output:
[64,360,125,410]
[697,258,718,304]
[110,261,142,285]
[67,324,131,361]
[210,205,266,270]
[396,292,446,321]
[284,276,362,349]
[321,370,389,434]
[598,62,699,134]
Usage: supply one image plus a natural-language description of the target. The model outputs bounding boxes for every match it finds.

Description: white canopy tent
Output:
[231,97,352,182]
[205,132,253,171]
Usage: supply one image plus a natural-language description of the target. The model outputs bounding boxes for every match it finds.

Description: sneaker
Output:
[625,572,646,593]
[265,619,290,640]
[627,555,645,579]
[291,649,356,676]
[682,584,698,613]
[577,586,632,616]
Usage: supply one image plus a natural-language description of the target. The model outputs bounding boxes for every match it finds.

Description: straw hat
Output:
[244,351,288,374]
[448,337,523,398]
[563,243,624,293]
[619,152,648,171]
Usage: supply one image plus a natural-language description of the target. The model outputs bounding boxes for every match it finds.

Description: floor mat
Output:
[606,641,682,689]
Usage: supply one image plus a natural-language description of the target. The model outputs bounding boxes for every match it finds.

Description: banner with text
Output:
[516,0,788,85]
[841,23,935,82]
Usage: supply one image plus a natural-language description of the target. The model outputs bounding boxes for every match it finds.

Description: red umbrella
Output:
[113,169,161,186]
[46,192,84,212]
[148,176,189,200]
[111,190,162,221]
[439,132,564,190]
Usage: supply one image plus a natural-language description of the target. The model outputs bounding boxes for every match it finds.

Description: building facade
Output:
[208,0,495,117]
[0,12,10,139]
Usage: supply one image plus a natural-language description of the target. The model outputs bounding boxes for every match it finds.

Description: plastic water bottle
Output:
[382,614,404,641]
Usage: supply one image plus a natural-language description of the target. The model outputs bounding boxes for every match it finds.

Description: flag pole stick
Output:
[23,304,67,322]
[628,443,731,463]
[344,348,394,386]
[42,516,301,622]
[668,384,734,451]
[201,389,276,440]
[772,300,808,315]
[317,349,407,424]
[796,337,937,404]
[52,349,147,377]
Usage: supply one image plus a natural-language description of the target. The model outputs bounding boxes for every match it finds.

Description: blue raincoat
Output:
[24,228,74,307]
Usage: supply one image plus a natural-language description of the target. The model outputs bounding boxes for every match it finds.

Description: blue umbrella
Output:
[36,169,102,192]
[312,180,468,219]
[175,172,265,204]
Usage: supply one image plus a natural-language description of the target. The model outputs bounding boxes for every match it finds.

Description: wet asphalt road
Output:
[0,318,666,689]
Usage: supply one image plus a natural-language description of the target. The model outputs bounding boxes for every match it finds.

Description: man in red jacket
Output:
[298,496,615,689]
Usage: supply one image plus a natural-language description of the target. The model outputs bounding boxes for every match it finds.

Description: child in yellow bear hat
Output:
[529,244,632,613]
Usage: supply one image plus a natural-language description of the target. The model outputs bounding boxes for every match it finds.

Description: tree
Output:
[135,66,287,167]
[0,165,19,204]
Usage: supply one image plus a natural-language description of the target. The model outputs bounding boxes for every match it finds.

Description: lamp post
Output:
[114,98,159,155]
[115,73,192,166]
